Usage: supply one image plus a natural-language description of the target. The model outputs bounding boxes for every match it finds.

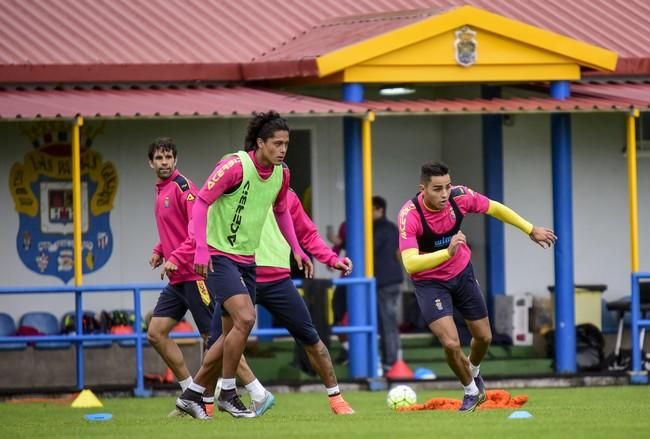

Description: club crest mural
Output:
[8,122,118,283]
[454,26,477,67]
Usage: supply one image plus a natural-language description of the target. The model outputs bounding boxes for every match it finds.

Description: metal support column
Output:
[71,115,84,286]
[481,85,505,320]
[343,83,368,377]
[550,80,576,373]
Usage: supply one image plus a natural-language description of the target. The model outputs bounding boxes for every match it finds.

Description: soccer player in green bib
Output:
[175,112,313,419]
[206,185,357,416]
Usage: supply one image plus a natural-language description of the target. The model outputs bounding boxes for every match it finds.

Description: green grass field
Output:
[1,386,649,438]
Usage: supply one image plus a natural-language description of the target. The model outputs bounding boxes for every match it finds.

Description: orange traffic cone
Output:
[385,359,414,379]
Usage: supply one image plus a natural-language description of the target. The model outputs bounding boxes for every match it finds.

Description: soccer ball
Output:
[386,385,417,410]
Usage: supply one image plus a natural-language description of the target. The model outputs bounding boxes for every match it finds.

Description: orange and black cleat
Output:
[329,394,355,415]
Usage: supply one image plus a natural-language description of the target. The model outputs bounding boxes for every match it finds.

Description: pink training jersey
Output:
[195,150,290,265]
[398,186,490,281]
[257,190,341,283]
[153,169,202,284]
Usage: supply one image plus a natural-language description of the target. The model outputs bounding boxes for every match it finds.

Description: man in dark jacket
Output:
[372,196,404,373]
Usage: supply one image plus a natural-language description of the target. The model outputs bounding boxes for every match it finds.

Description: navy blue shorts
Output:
[204,255,256,312]
[209,277,320,347]
[152,280,215,334]
[413,262,488,325]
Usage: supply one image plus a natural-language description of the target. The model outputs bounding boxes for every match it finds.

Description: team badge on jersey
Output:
[9,122,118,283]
[435,298,443,311]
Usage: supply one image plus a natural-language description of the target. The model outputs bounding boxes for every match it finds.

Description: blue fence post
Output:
[367,277,378,378]
[630,272,650,384]
[631,273,642,376]
[133,287,151,397]
[75,288,84,390]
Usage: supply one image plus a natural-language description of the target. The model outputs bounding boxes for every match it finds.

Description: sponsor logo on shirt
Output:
[398,203,416,239]
[227,180,250,246]
[434,235,452,248]
[207,157,239,190]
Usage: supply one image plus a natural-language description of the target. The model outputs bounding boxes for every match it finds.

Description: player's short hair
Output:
[244,111,290,151]
[420,161,449,184]
[148,137,177,160]
[372,195,387,213]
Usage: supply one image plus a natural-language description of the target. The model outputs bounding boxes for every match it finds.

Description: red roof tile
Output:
[364,95,639,115]
[572,81,650,106]
[0,86,367,120]
[243,9,444,80]
[0,0,648,83]
[2,82,648,121]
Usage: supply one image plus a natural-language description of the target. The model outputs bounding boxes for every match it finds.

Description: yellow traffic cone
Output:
[71,389,103,408]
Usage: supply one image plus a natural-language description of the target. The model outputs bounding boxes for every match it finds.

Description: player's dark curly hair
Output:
[420,161,449,183]
[148,137,177,160]
[244,111,290,151]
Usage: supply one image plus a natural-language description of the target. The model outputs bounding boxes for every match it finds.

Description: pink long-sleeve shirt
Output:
[193,150,291,265]
[153,169,202,284]
[257,190,342,283]
[398,186,489,281]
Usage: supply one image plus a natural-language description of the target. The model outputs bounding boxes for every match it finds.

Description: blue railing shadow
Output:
[0,277,376,396]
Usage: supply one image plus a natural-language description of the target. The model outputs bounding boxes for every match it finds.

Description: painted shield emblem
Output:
[454,26,477,67]
[9,123,118,283]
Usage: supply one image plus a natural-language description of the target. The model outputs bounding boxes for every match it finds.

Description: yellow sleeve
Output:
[486,200,534,235]
[401,248,451,275]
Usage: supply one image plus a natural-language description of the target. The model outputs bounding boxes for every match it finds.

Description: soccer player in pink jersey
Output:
[398,161,556,413]
[205,187,355,416]
[175,112,313,419]
[147,138,216,412]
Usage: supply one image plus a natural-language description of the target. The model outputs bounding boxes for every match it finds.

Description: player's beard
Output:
[157,167,172,179]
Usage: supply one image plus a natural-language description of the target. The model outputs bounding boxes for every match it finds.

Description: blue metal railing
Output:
[630,272,650,384]
[0,277,377,395]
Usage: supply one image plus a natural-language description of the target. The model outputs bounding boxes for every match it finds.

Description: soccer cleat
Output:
[175,389,211,420]
[474,373,487,404]
[329,394,355,415]
[458,393,481,413]
[218,389,256,418]
[250,391,275,416]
